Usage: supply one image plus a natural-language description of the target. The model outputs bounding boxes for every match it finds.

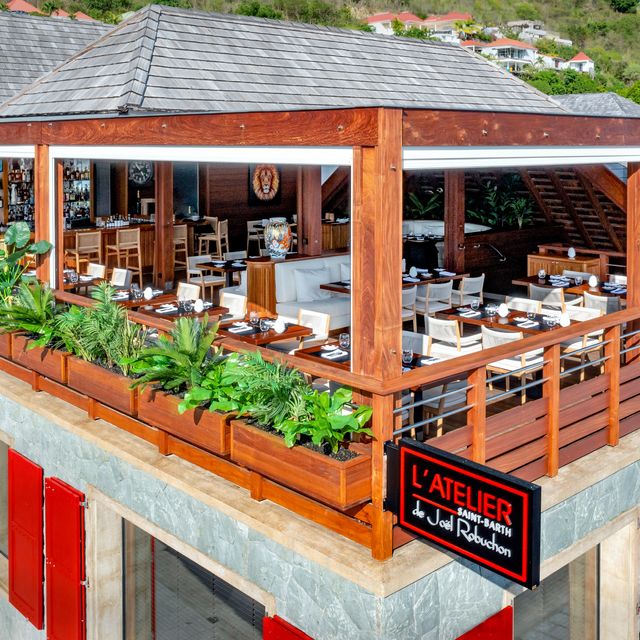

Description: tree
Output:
[41,0,61,14]
[609,0,639,12]
[391,18,437,40]
[236,1,282,19]
[515,3,541,21]
[624,80,640,103]
[454,19,487,41]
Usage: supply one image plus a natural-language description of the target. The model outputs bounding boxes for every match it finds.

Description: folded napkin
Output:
[439,271,456,277]
[420,357,440,366]
[155,305,178,314]
[415,268,431,274]
[612,288,626,294]
[459,310,481,318]
[228,325,253,334]
[518,320,539,328]
[321,349,348,360]
[231,262,245,267]
[79,275,94,282]
[403,277,420,283]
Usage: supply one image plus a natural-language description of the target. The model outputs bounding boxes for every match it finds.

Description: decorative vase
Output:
[264,217,291,260]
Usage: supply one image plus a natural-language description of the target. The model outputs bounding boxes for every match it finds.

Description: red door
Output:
[45,477,86,640]
[8,449,44,629]
[263,615,313,639]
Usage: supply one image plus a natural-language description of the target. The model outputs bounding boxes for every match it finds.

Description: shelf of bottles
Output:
[63,160,91,228]
[6,158,34,230]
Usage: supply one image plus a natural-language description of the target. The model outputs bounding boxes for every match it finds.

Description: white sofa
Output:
[274,255,351,330]
[402,220,490,236]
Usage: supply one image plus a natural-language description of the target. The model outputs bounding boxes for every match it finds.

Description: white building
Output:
[506,19,573,46]
[566,52,595,75]
[462,38,538,74]
[365,11,424,35]
[364,11,472,44]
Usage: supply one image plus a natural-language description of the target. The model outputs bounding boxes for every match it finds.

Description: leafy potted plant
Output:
[0,221,52,358]
[130,316,236,455]
[229,353,373,510]
[0,281,68,382]
[56,283,147,416]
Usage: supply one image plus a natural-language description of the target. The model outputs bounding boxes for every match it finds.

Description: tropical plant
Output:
[280,387,372,453]
[0,221,52,303]
[0,281,58,347]
[406,188,444,220]
[128,315,219,392]
[55,282,146,374]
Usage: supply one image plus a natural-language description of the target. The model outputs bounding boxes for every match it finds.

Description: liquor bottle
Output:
[136,190,141,216]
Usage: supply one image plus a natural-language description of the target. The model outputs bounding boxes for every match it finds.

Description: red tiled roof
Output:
[366,11,422,24]
[7,0,39,13]
[423,12,473,23]
[73,11,98,21]
[460,40,483,47]
[569,51,592,62]
[51,8,70,17]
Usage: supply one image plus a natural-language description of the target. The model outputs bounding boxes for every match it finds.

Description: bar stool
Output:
[197,216,218,255]
[198,219,229,259]
[246,220,264,254]
[105,227,142,287]
[67,231,102,273]
[173,224,188,271]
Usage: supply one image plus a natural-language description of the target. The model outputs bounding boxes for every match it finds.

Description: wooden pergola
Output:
[2,105,640,559]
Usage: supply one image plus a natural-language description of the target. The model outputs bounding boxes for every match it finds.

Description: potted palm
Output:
[0,281,68,382]
[56,283,147,416]
[130,316,237,455]
[229,353,373,510]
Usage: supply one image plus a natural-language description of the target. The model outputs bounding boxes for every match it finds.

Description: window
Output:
[0,441,7,558]
[123,522,265,639]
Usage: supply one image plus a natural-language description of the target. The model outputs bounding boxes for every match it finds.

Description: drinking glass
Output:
[574,276,583,286]
[470,299,480,312]
[259,318,271,332]
[402,349,413,365]
[249,310,259,326]
[339,333,350,349]
[183,300,194,314]
[527,311,536,321]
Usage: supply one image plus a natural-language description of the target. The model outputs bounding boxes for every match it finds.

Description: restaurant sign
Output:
[387,439,541,589]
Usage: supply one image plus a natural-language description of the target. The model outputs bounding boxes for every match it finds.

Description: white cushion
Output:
[340,262,351,281]
[274,255,350,303]
[236,270,247,295]
[276,297,351,331]
[294,268,332,302]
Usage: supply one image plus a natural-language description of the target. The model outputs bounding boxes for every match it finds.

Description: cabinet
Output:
[4,158,34,229]
[527,253,600,277]
[322,222,350,251]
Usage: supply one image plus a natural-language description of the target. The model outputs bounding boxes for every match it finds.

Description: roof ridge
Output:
[118,4,161,112]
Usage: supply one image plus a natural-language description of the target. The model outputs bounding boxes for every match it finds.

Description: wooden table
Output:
[130,304,228,332]
[62,276,104,291]
[320,272,469,295]
[198,260,247,288]
[217,319,311,346]
[512,275,627,301]
[438,307,575,334]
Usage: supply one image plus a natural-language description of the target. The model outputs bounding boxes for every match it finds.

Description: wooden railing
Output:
[536,243,627,280]
[48,291,640,561]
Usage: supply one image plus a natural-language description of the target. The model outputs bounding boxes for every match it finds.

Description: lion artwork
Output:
[252,165,280,202]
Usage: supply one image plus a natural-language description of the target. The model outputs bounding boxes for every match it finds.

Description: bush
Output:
[515,2,541,20]
[235,0,282,19]
[609,0,639,13]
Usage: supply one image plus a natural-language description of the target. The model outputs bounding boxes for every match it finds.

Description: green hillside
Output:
[7,0,640,101]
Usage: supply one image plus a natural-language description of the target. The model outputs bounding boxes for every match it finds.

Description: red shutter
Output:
[457,606,514,640]
[8,449,44,629]
[263,616,313,640]
[45,478,86,640]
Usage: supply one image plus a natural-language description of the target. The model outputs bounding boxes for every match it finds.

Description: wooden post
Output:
[543,343,561,477]
[627,163,640,310]
[351,108,402,561]
[55,160,65,289]
[467,366,487,464]
[154,162,174,288]
[605,324,621,446]
[34,144,51,283]
[296,166,322,256]
[444,170,465,273]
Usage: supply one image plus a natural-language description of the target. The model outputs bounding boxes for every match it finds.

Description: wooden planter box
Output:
[11,333,68,383]
[0,332,12,359]
[67,357,137,416]
[138,387,231,456]
[230,419,371,510]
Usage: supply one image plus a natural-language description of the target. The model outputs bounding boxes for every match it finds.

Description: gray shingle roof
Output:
[0,12,111,105]
[0,4,569,119]
[552,92,640,118]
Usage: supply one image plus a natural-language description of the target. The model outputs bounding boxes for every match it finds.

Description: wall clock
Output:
[128,161,154,185]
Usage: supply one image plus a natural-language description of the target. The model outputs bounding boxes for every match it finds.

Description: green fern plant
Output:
[128,315,219,392]
[0,280,58,347]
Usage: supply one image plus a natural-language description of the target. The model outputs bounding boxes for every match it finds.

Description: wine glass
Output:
[339,333,350,349]
[259,318,271,333]
[402,348,413,365]
[249,310,259,326]
[527,311,536,322]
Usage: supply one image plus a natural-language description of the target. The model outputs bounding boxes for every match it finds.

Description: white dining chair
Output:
[529,284,570,312]
[187,255,225,301]
[110,268,132,289]
[452,274,485,306]
[224,250,248,261]
[269,309,331,354]
[402,286,417,331]
[219,291,247,321]
[561,306,604,381]
[425,317,481,359]
[609,274,627,285]
[583,290,620,314]
[562,269,592,281]
[505,296,541,314]
[176,281,201,301]
[416,281,453,322]
[86,263,106,279]
[247,220,265,254]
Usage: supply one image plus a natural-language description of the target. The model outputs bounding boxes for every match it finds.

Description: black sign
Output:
[390,439,541,589]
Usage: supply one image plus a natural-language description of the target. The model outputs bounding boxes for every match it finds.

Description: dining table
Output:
[511,274,627,301]
[128,300,228,332]
[320,271,469,295]
[62,275,105,291]
[197,259,247,288]
[217,318,311,346]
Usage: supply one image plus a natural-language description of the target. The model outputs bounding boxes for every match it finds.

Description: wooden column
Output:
[154,162,174,288]
[351,108,402,561]
[627,163,640,310]
[296,166,322,256]
[444,170,465,273]
[34,144,51,283]
[55,160,64,289]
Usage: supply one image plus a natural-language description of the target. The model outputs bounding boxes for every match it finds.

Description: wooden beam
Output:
[627,163,640,310]
[34,144,50,283]
[519,170,554,225]
[351,108,403,380]
[444,170,465,273]
[55,160,64,289]
[154,162,174,288]
[577,172,624,252]
[604,324,621,447]
[576,165,626,212]
[543,344,560,477]
[403,109,640,147]
[297,166,322,256]
[547,171,595,249]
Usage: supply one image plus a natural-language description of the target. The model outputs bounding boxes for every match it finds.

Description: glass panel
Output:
[0,441,8,557]
[514,548,599,640]
[123,522,264,640]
